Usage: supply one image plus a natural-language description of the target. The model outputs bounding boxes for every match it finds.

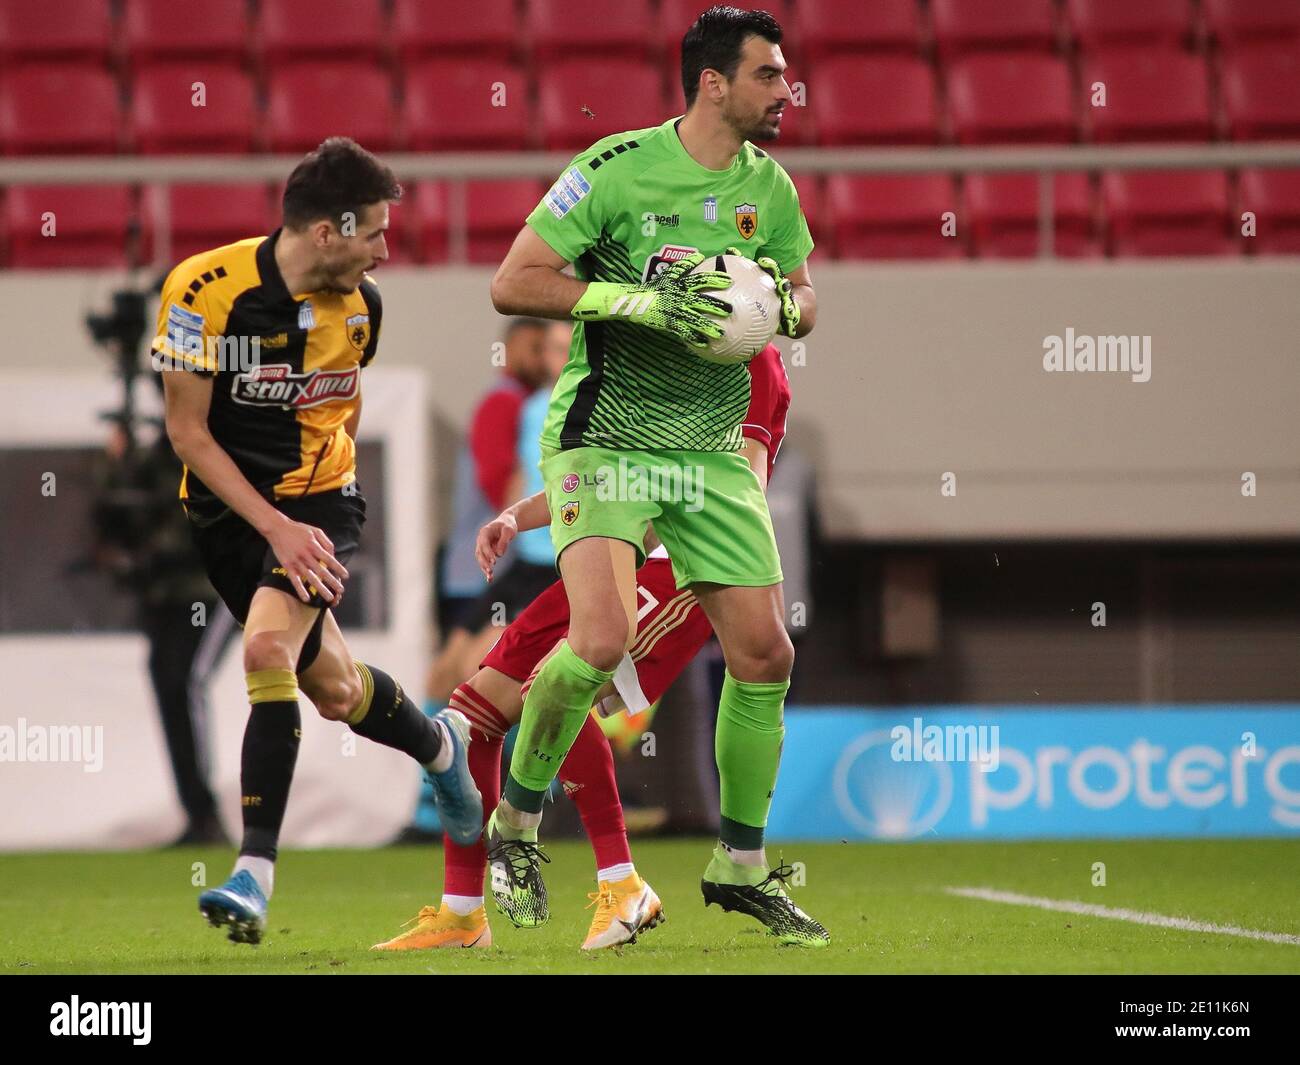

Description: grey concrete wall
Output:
[5,258,1298,540]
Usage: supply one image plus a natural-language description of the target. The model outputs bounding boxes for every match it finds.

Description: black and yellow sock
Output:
[239,668,302,861]
[347,662,443,766]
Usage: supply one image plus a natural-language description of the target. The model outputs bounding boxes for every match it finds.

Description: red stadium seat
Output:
[408,181,448,263]
[122,0,248,65]
[947,54,1076,144]
[266,64,397,153]
[257,0,387,65]
[1220,44,1300,140]
[965,172,1100,257]
[659,0,791,40]
[538,59,665,151]
[1102,170,1237,256]
[827,174,966,259]
[660,0,729,63]
[787,173,826,258]
[4,184,138,268]
[1203,0,1300,47]
[1238,168,1300,253]
[404,59,531,151]
[1081,48,1213,142]
[797,0,924,60]
[130,64,259,154]
[529,0,658,60]
[147,184,273,268]
[1065,0,1194,51]
[392,0,519,62]
[813,56,939,145]
[466,180,546,263]
[0,64,121,155]
[0,0,113,64]
[931,0,1058,57]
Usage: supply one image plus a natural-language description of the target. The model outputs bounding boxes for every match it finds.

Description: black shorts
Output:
[455,559,556,633]
[187,485,367,626]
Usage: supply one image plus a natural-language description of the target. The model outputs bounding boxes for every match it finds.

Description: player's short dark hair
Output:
[282,137,402,230]
[680,6,783,108]
[505,317,547,339]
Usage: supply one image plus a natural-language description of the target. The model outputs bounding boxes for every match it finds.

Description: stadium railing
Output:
[3,142,1300,264]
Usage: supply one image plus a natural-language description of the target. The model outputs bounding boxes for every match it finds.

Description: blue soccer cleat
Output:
[198,869,268,945]
[427,708,483,846]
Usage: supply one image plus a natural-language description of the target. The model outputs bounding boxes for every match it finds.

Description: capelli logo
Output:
[49,997,151,1045]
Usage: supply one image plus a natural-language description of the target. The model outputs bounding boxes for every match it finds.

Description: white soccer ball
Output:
[689,253,779,365]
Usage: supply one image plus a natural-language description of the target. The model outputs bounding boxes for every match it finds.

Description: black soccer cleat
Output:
[701,847,830,948]
[485,812,551,928]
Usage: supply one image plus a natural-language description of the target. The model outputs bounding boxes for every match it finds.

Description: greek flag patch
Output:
[166,303,204,352]
[545,167,591,218]
[298,301,315,330]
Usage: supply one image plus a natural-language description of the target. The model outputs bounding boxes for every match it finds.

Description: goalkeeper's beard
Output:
[724,101,783,143]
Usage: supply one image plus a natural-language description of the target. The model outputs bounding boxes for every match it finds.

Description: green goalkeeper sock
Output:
[715,670,789,850]
[504,641,615,813]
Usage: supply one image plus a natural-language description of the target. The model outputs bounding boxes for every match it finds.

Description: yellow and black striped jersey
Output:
[151,229,381,512]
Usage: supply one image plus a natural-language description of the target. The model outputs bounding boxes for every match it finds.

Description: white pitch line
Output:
[945,886,1300,946]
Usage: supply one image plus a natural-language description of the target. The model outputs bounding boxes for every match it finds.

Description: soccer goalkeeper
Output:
[484,6,827,946]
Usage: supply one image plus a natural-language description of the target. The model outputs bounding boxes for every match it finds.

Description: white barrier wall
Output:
[0,370,430,849]
[1,261,1297,847]
[3,258,1298,541]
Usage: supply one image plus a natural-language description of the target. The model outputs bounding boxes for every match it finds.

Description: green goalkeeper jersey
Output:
[526,115,814,453]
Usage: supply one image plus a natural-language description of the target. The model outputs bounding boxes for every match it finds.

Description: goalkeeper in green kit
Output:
[487,5,827,946]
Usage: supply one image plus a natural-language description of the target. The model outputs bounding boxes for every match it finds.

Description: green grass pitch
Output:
[2,838,1298,974]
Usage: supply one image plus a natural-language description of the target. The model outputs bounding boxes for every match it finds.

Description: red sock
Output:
[442,683,508,898]
[559,712,632,874]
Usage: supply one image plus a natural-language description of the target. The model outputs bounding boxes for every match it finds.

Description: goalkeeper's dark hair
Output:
[282,137,402,231]
[680,6,783,108]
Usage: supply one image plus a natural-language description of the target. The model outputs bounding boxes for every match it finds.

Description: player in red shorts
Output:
[372,343,791,952]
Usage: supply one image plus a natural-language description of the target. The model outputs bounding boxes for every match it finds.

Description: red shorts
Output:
[479,557,715,713]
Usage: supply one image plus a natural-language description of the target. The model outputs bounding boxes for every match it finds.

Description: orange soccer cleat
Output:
[370,905,492,951]
[581,874,665,951]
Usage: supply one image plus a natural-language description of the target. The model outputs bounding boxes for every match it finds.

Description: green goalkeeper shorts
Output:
[540,444,782,590]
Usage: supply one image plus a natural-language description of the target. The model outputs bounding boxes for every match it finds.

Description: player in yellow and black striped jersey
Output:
[153,231,381,514]
[154,138,482,946]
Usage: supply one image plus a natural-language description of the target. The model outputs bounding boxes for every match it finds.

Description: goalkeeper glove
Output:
[570,252,732,351]
[725,247,800,338]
